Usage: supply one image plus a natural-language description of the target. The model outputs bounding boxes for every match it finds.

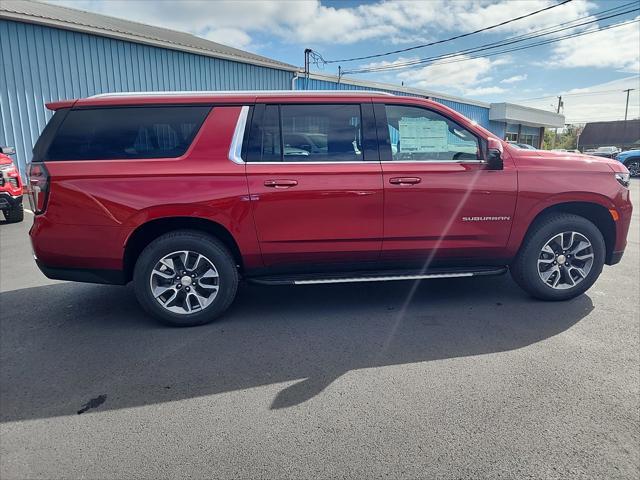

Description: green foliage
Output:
[542,124,583,150]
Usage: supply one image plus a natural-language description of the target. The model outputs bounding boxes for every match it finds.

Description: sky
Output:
[48,0,640,123]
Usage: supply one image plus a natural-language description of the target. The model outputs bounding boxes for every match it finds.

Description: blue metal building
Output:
[1,0,564,177]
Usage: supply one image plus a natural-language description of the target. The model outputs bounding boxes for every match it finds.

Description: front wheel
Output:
[133,231,239,327]
[511,214,606,301]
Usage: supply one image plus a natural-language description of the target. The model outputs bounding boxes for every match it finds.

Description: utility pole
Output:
[304,48,311,79]
[303,48,312,90]
[623,88,635,121]
[553,95,563,149]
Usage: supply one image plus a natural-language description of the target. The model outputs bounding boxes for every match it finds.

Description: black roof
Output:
[579,119,640,148]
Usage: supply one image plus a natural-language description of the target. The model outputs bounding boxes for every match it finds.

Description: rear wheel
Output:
[511,214,605,301]
[3,204,24,223]
[133,230,238,326]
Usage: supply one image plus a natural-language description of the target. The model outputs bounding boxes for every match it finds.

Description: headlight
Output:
[615,172,630,188]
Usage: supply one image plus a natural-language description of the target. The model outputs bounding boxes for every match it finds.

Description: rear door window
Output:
[281,104,363,162]
[247,104,367,162]
[46,106,211,160]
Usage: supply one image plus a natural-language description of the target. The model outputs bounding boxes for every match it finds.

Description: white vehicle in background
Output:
[508,142,537,150]
[586,146,621,159]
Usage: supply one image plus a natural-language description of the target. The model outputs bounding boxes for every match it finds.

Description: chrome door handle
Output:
[264,179,298,188]
[389,177,421,185]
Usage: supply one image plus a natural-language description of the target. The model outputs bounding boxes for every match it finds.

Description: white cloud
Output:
[547,18,640,72]
[201,28,253,50]
[501,74,528,84]
[464,86,508,96]
[391,55,509,95]
[360,56,420,71]
[511,76,640,123]
[449,0,593,34]
[47,0,596,52]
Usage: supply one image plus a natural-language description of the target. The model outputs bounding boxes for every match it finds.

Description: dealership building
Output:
[0,0,565,174]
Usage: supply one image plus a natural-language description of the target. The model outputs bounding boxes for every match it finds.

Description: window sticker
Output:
[398,117,448,153]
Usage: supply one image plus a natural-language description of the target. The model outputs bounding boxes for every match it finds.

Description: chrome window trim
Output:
[248,161,379,165]
[91,90,396,99]
[228,105,249,164]
[246,160,485,165]
[380,160,486,164]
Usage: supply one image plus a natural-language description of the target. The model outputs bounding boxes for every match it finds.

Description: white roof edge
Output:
[489,102,565,128]
[491,102,564,116]
[306,72,492,108]
[88,90,396,99]
[0,9,299,72]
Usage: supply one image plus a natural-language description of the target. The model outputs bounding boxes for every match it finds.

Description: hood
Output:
[508,146,623,173]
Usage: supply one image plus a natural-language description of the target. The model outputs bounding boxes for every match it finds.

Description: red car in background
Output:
[0,147,24,223]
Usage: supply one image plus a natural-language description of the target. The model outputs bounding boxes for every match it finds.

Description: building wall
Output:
[300,77,495,131]
[1,18,539,176]
[0,19,292,174]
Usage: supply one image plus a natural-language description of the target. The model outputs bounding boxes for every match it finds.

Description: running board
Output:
[248,267,508,286]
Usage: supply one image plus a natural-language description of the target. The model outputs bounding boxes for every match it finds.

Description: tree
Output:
[541,124,584,150]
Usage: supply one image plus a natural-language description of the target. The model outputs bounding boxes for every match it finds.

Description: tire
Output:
[510,213,606,301]
[3,204,24,223]
[624,158,640,177]
[133,230,239,327]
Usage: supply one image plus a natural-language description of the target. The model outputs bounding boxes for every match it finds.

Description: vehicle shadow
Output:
[0,274,593,421]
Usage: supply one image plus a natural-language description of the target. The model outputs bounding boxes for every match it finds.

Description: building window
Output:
[521,133,539,147]
[505,132,518,142]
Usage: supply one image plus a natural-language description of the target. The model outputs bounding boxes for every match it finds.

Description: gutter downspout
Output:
[291,72,299,91]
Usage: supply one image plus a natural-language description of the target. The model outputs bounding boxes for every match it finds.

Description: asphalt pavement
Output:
[1,182,638,479]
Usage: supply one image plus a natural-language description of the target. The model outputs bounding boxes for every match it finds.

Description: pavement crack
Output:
[77,394,107,415]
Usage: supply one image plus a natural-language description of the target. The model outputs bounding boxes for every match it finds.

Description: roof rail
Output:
[88,90,396,99]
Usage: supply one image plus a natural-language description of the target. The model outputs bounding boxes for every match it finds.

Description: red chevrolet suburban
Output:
[28,91,632,326]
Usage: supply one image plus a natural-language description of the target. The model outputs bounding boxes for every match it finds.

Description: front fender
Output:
[507,190,616,256]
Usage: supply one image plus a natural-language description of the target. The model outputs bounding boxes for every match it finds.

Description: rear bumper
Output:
[35,260,126,285]
[0,192,22,210]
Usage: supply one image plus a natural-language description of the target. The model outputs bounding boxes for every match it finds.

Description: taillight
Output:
[28,162,50,214]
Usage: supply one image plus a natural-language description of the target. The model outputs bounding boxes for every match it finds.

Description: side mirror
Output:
[487,149,503,170]
[1,146,16,155]
[486,137,504,170]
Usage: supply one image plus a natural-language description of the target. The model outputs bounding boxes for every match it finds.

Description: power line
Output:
[516,87,640,102]
[323,0,574,64]
[342,10,639,74]
[565,118,640,123]
[458,0,638,49]
[342,16,639,75]
[341,6,639,75]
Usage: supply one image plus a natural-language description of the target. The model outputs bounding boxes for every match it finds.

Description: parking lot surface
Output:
[1,181,638,479]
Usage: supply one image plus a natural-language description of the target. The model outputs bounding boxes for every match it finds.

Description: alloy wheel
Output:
[149,250,220,314]
[537,231,594,290]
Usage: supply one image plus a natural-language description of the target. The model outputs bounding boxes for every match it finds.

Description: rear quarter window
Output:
[45,106,211,160]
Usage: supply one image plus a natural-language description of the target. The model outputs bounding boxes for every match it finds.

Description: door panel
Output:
[246,102,383,267]
[376,102,517,263]
[247,163,383,266]
[381,162,517,261]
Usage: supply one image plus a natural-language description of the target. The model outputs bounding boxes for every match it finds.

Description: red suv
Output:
[28,91,632,326]
[0,147,24,223]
